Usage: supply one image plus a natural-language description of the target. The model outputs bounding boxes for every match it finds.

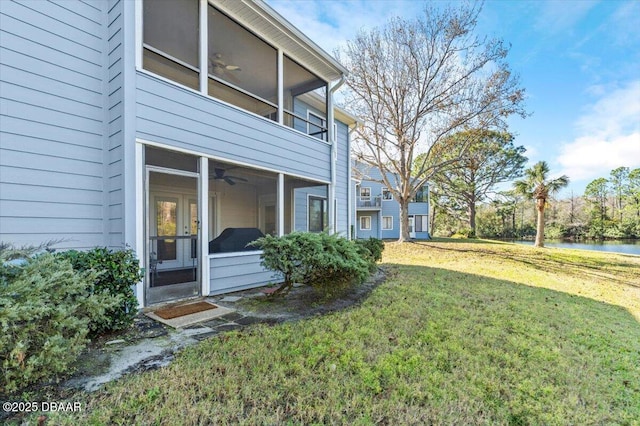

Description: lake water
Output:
[512,239,640,255]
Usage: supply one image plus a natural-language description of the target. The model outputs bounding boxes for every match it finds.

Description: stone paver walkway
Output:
[63,268,385,392]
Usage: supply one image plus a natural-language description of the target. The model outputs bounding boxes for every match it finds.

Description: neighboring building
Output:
[352,163,430,240]
[0,0,357,307]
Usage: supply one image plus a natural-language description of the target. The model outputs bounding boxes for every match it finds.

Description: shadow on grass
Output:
[420,237,507,245]
[11,262,640,425]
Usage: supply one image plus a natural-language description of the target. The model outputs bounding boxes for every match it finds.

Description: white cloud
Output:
[558,133,640,181]
[266,0,426,53]
[558,80,640,181]
[533,0,597,35]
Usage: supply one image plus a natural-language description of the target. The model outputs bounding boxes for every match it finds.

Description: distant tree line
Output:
[432,166,640,240]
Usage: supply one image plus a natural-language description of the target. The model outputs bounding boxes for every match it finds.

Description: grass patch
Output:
[27,240,640,425]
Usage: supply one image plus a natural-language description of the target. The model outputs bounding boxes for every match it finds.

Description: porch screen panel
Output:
[208,6,278,117]
[283,56,328,139]
[143,0,199,89]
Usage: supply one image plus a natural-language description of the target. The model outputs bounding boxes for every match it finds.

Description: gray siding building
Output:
[353,163,430,240]
[0,0,356,307]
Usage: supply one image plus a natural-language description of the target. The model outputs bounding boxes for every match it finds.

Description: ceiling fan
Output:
[211,167,248,186]
[209,53,241,74]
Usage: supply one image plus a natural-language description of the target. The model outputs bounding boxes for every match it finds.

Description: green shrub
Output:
[354,238,384,270]
[0,244,116,394]
[252,232,371,297]
[451,228,474,239]
[57,247,143,335]
[545,224,566,240]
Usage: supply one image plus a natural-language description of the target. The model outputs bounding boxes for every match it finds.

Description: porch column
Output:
[198,0,208,93]
[199,157,210,297]
[278,173,284,236]
[277,50,284,125]
[134,143,145,308]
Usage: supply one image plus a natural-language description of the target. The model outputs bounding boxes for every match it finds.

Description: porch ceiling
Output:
[214,0,347,83]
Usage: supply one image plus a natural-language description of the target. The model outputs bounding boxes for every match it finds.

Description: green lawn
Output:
[43,240,640,425]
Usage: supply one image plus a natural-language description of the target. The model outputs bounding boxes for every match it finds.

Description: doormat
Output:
[154,301,218,320]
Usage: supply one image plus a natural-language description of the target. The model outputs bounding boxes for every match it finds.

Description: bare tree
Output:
[340,2,527,241]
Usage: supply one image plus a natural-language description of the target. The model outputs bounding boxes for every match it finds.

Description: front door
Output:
[146,168,200,305]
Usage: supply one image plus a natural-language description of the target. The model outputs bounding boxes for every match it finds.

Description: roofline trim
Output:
[247,0,349,78]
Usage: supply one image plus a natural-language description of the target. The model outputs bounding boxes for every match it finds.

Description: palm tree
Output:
[514,161,569,247]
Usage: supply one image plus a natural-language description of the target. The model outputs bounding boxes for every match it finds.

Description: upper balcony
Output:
[139,0,346,143]
[356,196,382,210]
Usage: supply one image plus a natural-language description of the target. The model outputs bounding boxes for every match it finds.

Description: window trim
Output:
[359,187,371,200]
[381,187,393,201]
[359,215,371,231]
[307,195,327,233]
[381,215,393,230]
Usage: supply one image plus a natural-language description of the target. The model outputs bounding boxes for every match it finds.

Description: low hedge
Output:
[57,247,143,335]
[0,244,117,394]
[252,232,382,297]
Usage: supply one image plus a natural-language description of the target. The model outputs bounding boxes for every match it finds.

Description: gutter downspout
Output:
[328,75,345,234]
[347,124,358,239]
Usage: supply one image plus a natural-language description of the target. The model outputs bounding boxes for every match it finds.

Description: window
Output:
[360,216,371,230]
[382,216,393,230]
[382,187,392,201]
[415,215,429,232]
[411,185,429,203]
[308,112,327,141]
[143,0,200,89]
[308,196,327,232]
[359,187,371,200]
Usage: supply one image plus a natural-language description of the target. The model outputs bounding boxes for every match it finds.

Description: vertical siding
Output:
[0,0,107,249]
[335,120,349,235]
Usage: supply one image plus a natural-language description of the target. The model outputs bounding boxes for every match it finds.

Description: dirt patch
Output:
[210,267,388,322]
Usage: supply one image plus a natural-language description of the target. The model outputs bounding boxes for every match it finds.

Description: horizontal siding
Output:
[0,0,106,250]
[209,253,279,294]
[356,212,379,240]
[354,163,431,239]
[293,186,326,231]
[408,203,429,216]
[136,73,331,182]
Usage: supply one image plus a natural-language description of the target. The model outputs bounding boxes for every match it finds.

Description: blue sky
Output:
[266,0,640,196]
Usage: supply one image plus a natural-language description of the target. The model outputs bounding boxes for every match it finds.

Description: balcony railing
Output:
[357,196,382,208]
